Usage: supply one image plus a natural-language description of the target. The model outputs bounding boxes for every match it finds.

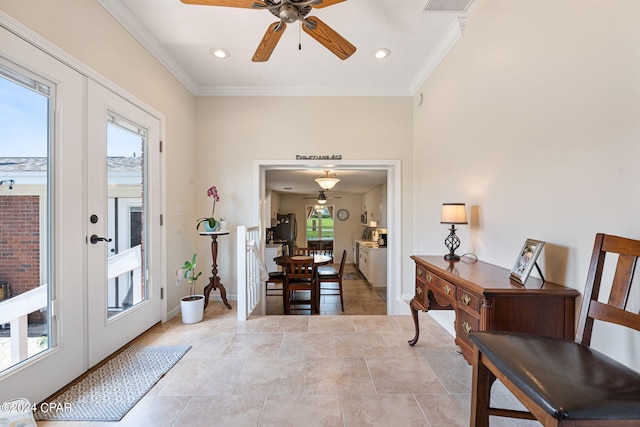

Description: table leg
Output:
[408,298,421,346]
[203,234,232,310]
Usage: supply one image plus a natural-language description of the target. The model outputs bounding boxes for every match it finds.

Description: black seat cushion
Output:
[268,271,285,279]
[287,278,312,284]
[470,331,640,420]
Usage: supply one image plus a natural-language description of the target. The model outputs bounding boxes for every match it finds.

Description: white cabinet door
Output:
[265,245,283,272]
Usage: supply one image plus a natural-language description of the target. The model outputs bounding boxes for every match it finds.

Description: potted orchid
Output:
[180,253,205,324]
[196,185,220,232]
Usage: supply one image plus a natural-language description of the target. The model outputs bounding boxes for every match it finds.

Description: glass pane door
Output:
[106,119,145,319]
[305,205,334,252]
[87,80,161,368]
[0,65,52,373]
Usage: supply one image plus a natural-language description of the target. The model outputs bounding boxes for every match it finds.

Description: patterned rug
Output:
[343,272,365,280]
[34,345,191,422]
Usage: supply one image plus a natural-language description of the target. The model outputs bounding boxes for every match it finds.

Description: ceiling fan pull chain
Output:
[299,22,302,50]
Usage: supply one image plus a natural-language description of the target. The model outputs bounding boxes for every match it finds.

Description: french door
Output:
[0,24,163,404]
[0,25,85,403]
[87,81,162,367]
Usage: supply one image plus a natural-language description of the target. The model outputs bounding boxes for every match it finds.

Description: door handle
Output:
[90,234,113,244]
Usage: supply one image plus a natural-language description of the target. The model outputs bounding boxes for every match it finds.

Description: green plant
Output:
[181,253,202,298]
[196,185,220,230]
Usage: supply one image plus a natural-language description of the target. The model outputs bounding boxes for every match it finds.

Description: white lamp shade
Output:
[315,177,339,190]
[441,203,468,224]
[315,170,340,190]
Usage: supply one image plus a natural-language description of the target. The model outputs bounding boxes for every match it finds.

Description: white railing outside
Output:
[0,284,47,365]
[108,245,143,305]
[236,225,267,321]
[0,244,143,366]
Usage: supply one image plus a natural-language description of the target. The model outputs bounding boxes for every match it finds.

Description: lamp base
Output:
[444,253,460,261]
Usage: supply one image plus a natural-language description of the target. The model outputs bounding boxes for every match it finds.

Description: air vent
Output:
[424,0,474,13]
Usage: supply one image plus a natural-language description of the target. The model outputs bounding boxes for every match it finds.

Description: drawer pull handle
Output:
[444,284,451,295]
[417,267,423,276]
[462,321,472,335]
[416,287,423,295]
[426,274,432,283]
[462,294,471,305]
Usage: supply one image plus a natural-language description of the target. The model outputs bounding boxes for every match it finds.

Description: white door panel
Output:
[0,26,85,404]
[86,80,161,368]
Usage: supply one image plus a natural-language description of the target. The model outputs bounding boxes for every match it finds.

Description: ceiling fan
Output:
[179,0,356,62]
[304,190,341,204]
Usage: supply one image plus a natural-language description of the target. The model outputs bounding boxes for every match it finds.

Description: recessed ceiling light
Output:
[210,48,230,59]
[372,48,391,59]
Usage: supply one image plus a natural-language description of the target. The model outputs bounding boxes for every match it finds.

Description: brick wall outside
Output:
[0,195,43,322]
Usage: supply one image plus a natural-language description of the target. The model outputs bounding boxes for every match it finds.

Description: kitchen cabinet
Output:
[265,244,283,272]
[356,241,387,288]
[361,184,386,227]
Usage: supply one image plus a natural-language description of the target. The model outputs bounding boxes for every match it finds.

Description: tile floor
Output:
[37,264,541,427]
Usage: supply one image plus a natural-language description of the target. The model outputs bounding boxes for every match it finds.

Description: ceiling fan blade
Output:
[180,0,260,8]
[302,17,356,60]
[252,22,287,62]
[311,0,346,8]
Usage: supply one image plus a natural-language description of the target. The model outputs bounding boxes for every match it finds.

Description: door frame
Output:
[255,159,406,315]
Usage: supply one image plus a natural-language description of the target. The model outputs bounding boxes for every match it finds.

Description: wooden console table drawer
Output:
[415,279,428,307]
[457,287,480,313]
[408,255,580,364]
[427,271,456,303]
[456,308,479,349]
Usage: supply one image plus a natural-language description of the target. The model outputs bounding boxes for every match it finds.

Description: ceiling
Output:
[99,0,474,96]
[266,168,387,197]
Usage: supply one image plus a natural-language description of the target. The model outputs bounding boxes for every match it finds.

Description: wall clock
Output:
[337,209,349,221]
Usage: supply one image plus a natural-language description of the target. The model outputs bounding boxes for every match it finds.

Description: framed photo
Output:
[510,239,545,284]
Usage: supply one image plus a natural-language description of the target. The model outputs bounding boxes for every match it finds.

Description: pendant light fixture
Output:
[315,170,340,190]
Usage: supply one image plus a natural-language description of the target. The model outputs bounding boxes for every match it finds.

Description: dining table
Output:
[274,254,332,313]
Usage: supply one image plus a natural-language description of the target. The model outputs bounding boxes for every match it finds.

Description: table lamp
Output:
[441,203,468,261]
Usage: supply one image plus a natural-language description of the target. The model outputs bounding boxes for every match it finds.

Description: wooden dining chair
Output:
[293,246,313,256]
[320,241,334,262]
[317,249,346,311]
[265,271,285,297]
[283,256,317,314]
[469,233,640,426]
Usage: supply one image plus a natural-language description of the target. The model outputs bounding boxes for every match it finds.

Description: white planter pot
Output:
[218,220,228,230]
[180,294,204,324]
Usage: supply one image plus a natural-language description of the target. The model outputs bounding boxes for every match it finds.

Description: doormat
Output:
[344,272,365,280]
[34,344,191,422]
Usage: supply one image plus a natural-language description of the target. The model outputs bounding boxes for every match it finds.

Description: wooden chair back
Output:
[576,233,640,345]
[293,246,313,256]
[285,256,315,282]
[284,256,316,314]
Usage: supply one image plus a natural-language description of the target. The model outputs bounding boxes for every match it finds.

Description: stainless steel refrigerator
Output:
[275,213,297,254]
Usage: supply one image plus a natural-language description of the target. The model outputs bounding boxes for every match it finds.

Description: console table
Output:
[408,256,580,364]
[200,231,232,310]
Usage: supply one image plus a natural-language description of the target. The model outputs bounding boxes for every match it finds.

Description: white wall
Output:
[413,0,640,369]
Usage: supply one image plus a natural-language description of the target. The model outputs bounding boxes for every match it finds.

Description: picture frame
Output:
[510,239,545,285]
